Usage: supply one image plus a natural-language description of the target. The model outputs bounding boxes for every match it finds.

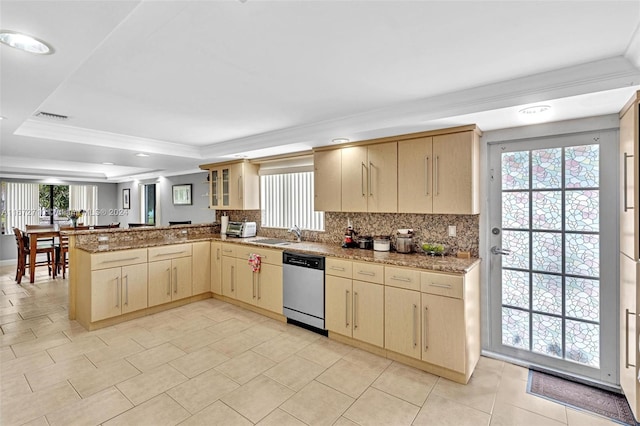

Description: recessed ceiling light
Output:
[102,162,114,165]
[331,138,349,144]
[519,105,551,115]
[135,153,149,157]
[0,30,53,55]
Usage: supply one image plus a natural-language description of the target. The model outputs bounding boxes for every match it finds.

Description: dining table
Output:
[24,226,60,283]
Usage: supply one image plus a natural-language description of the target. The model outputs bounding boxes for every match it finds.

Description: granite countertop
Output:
[76,233,480,274]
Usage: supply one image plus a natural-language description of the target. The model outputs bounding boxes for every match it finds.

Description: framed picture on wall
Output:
[123,188,130,209]
[172,184,192,205]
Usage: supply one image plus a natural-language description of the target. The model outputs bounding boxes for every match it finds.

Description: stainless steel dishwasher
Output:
[282,251,325,330]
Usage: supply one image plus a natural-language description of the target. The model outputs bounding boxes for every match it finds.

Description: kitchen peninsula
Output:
[67,224,481,384]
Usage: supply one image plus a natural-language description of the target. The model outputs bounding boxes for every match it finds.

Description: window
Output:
[39,184,69,225]
[260,171,324,231]
[143,184,156,225]
[3,182,39,232]
[69,185,98,226]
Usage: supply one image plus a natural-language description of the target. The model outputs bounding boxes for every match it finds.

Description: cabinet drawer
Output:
[236,247,283,266]
[353,261,384,284]
[148,244,192,260]
[91,248,147,270]
[326,258,352,278]
[385,266,421,291]
[421,272,463,299]
[220,243,237,258]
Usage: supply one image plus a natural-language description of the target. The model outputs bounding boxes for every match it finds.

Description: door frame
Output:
[481,124,619,387]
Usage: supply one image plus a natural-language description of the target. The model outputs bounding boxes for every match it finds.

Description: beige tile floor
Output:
[0,264,620,426]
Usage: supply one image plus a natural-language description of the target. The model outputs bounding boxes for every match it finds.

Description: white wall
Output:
[117,172,214,227]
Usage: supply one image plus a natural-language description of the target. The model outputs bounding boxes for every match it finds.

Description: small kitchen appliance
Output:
[226,221,257,238]
[373,236,391,252]
[395,229,414,253]
[358,236,373,250]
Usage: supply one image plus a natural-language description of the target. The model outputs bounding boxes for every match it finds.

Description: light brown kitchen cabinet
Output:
[223,245,283,315]
[192,241,211,295]
[421,292,465,372]
[211,242,222,295]
[325,258,384,347]
[91,263,148,322]
[420,267,480,379]
[341,142,397,213]
[398,131,479,214]
[619,92,640,419]
[76,248,148,325]
[384,265,422,360]
[221,244,237,299]
[148,244,193,306]
[201,160,259,210]
[314,149,341,212]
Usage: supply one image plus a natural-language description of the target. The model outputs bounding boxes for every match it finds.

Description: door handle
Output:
[115,276,120,308]
[413,304,417,348]
[626,308,636,368]
[424,155,429,196]
[369,161,373,197]
[124,274,129,306]
[491,246,511,255]
[361,162,367,197]
[345,290,350,327]
[624,153,635,212]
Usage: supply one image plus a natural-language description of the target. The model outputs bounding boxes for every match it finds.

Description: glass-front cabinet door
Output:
[211,170,219,207]
[222,168,230,207]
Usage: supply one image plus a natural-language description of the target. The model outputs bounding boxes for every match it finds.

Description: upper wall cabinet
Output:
[398,131,480,214]
[200,160,259,210]
[341,142,398,213]
[314,125,481,214]
[314,149,342,212]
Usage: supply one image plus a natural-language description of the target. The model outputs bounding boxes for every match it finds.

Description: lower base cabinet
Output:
[228,246,283,314]
[421,293,465,373]
[148,256,193,307]
[326,274,384,347]
[91,263,148,322]
[384,286,421,359]
[192,241,211,295]
[211,242,222,295]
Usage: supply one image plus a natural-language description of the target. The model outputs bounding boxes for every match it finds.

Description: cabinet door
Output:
[432,132,479,214]
[121,263,148,314]
[367,142,397,213]
[620,254,639,417]
[211,242,222,295]
[422,293,465,373]
[148,260,172,307]
[210,169,220,208]
[314,150,342,212]
[341,146,368,212]
[222,167,231,207]
[620,98,639,260]
[221,256,237,299]
[325,275,352,337]
[352,280,384,347]
[172,256,193,300]
[398,137,433,213]
[91,268,122,321]
[257,263,283,314]
[228,162,244,210]
[235,261,256,305]
[385,286,421,359]
[192,241,211,295]
[91,267,122,322]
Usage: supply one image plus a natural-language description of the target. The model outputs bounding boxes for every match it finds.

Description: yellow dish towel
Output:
[248,253,261,272]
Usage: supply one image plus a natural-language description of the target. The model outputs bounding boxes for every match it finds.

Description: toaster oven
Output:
[226,221,257,238]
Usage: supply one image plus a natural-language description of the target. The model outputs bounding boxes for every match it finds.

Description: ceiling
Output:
[1,0,640,182]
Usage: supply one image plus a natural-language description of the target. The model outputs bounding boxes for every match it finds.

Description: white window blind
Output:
[6,182,39,231]
[69,185,98,226]
[260,171,324,231]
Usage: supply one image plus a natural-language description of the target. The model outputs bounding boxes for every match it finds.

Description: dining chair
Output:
[13,228,56,284]
[91,224,112,229]
[169,220,192,226]
[57,225,89,278]
[128,222,153,228]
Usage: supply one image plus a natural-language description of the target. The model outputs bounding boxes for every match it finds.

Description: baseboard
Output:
[0,259,17,267]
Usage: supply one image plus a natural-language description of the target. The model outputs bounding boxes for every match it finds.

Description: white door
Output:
[487,130,618,385]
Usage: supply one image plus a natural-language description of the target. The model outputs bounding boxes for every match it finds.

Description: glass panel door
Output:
[211,170,219,206]
[487,131,617,384]
[222,168,229,207]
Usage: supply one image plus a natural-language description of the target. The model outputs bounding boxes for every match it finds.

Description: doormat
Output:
[527,370,637,426]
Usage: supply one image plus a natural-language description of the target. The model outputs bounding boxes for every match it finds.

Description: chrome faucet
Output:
[288,225,302,242]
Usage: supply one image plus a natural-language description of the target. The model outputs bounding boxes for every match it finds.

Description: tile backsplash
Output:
[218,210,479,257]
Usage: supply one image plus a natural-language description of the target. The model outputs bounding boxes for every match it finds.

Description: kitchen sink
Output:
[256,238,294,246]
